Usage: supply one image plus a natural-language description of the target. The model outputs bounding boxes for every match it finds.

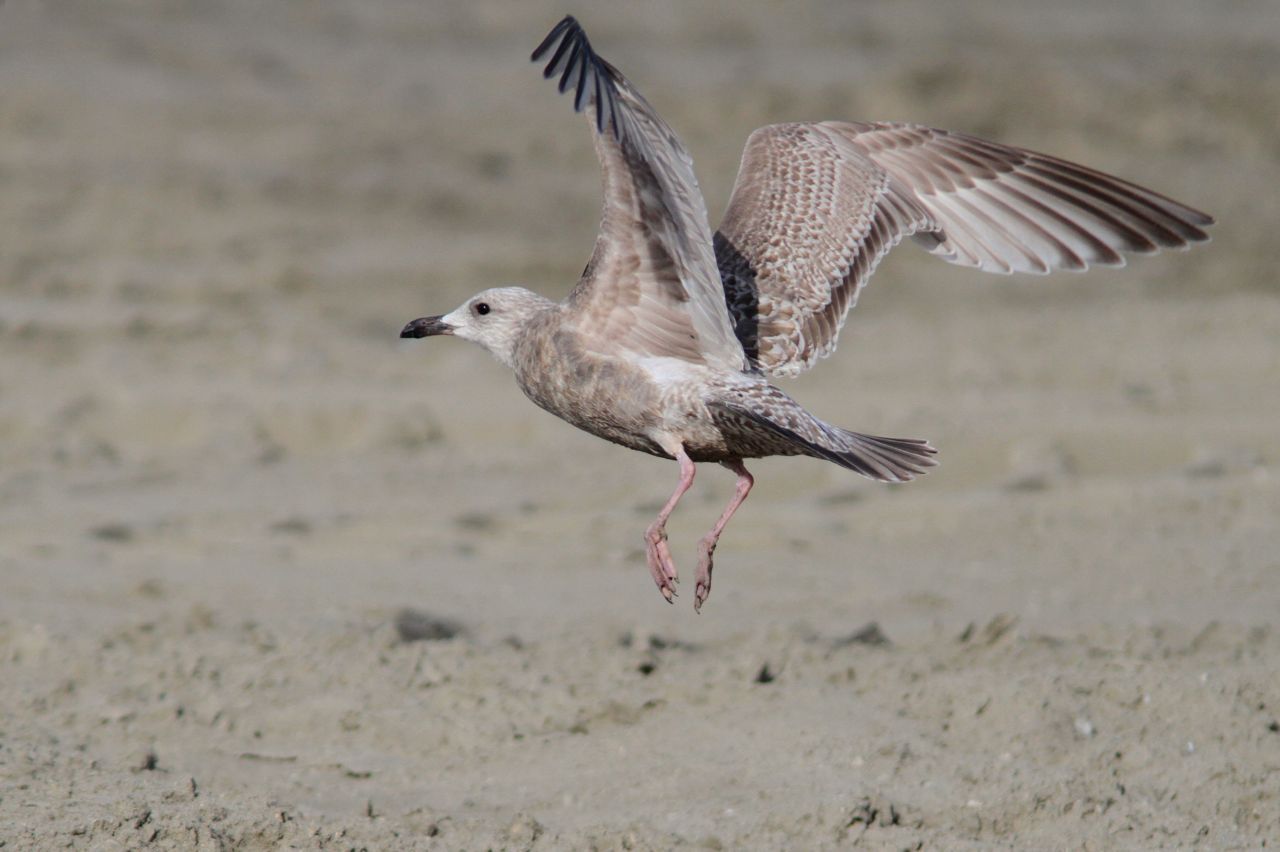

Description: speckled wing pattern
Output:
[716,123,939,377]
[716,121,1214,377]
[531,17,747,372]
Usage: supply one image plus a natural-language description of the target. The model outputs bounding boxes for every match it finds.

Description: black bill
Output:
[400,316,454,338]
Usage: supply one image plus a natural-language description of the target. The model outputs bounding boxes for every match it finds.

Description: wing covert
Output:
[716,123,938,376]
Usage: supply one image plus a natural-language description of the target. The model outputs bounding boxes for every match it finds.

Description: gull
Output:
[401,16,1212,610]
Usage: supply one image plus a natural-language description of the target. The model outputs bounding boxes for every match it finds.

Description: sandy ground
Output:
[2,1,1279,848]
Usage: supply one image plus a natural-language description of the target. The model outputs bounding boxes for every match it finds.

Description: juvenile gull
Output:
[401,16,1212,610]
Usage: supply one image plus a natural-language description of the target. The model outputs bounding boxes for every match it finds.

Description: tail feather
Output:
[824,428,938,482]
[711,400,937,483]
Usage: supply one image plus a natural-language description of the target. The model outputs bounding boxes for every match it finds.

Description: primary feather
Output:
[716,121,1212,376]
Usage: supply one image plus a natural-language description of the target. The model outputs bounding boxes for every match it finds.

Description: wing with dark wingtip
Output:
[834,121,1213,273]
[716,120,1214,377]
[530,16,621,139]
[531,16,746,371]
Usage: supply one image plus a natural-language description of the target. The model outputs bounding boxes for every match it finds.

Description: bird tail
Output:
[713,400,937,483]
[815,427,938,483]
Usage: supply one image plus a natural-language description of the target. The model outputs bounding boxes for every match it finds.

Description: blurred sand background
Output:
[2,0,1278,847]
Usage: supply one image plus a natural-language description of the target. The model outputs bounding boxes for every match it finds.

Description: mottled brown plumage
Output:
[716,121,1212,375]
[400,16,1212,610]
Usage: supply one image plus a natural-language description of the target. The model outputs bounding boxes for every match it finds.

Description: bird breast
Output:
[511,319,677,457]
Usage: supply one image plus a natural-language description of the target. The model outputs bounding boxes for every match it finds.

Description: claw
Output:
[655,537,679,584]
[694,540,715,613]
[645,526,680,603]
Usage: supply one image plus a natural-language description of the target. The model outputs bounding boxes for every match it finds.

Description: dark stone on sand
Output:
[833,622,891,648]
[90,523,135,543]
[394,608,465,642]
[269,517,312,535]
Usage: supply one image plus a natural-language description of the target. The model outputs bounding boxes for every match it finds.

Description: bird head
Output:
[400,286,554,369]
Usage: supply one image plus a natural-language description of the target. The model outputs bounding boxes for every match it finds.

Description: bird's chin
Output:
[400,316,455,338]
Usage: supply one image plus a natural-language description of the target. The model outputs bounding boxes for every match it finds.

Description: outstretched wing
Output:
[532,17,746,371]
[716,120,1214,377]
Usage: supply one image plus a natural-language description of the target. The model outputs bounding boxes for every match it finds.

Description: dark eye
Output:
[473,302,490,316]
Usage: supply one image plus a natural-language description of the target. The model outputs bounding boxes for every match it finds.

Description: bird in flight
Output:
[401,16,1212,610]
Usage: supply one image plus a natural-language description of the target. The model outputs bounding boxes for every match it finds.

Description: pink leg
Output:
[644,447,696,604]
[694,459,754,612]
